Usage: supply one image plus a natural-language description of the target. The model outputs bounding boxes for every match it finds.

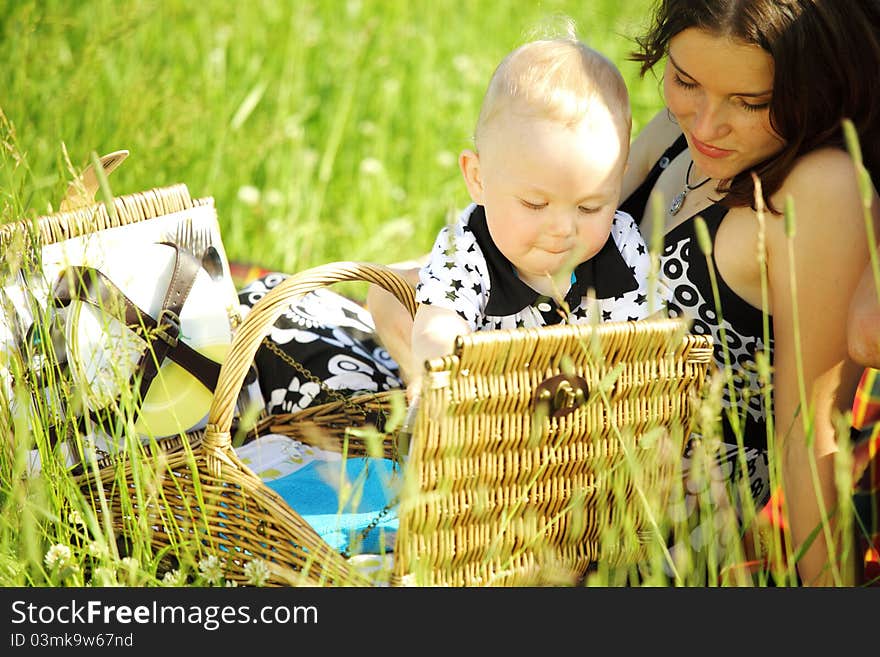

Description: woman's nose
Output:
[692,96,730,141]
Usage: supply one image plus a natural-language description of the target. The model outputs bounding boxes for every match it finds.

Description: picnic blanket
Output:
[234,433,400,557]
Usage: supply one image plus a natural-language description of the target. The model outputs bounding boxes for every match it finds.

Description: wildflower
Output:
[359,158,384,176]
[119,557,139,579]
[264,189,284,207]
[0,557,23,581]
[44,544,72,570]
[198,555,225,585]
[452,54,474,75]
[86,541,109,559]
[67,509,86,528]
[283,119,304,140]
[435,151,456,169]
[91,566,118,587]
[302,148,319,169]
[346,0,362,18]
[237,185,261,206]
[381,78,401,96]
[162,569,186,587]
[244,559,270,587]
[358,120,377,137]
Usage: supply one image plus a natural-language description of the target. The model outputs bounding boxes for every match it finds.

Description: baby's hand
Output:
[405,379,421,405]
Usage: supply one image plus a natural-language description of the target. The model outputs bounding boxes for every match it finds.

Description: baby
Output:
[410,35,657,394]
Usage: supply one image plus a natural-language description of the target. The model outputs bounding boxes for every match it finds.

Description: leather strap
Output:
[51,245,221,398]
[43,241,257,448]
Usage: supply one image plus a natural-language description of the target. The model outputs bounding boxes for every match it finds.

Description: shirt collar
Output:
[465,205,639,316]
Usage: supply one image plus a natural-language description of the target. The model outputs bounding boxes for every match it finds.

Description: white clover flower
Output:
[264,189,285,207]
[381,78,401,96]
[162,569,186,587]
[346,0,362,18]
[237,185,261,206]
[0,557,23,580]
[359,158,384,176]
[244,559,270,587]
[452,54,474,75]
[435,150,456,169]
[86,541,109,559]
[91,566,118,587]
[67,509,86,528]
[198,555,225,585]
[283,118,304,141]
[44,544,72,570]
[302,148,319,169]
[119,557,138,574]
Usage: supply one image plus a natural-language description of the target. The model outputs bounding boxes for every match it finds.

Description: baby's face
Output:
[472,111,628,292]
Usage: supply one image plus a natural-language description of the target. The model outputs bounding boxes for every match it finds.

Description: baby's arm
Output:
[409,304,472,399]
[408,206,486,397]
[366,256,427,384]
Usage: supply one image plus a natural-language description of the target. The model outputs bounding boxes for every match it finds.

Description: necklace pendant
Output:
[669,190,686,215]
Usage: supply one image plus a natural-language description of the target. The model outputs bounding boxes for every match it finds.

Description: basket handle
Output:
[204,261,417,448]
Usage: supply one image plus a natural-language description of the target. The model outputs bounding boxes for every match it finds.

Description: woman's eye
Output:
[520,200,547,210]
[672,73,698,90]
[737,99,770,113]
[578,206,599,214]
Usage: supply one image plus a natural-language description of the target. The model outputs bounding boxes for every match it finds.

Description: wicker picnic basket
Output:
[174,263,712,586]
[3,180,713,586]
[390,317,714,585]
[0,182,404,585]
[72,260,416,586]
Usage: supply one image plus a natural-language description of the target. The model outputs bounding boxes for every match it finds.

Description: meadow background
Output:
[0,0,660,277]
[2,0,834,589]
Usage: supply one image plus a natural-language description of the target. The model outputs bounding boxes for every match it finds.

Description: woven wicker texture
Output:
[75,259,416,586]
[6,187,713,585]
[392,319,713,586]
[2,187,376,585]
[0,183,207,249]
[196,262,712,586]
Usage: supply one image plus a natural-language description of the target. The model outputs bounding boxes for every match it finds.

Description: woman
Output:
[364,0,880,585]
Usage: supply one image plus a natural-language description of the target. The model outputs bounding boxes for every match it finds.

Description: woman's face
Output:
[664,27,785,180]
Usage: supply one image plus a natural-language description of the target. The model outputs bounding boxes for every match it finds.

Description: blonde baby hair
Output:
[473,31,632,153]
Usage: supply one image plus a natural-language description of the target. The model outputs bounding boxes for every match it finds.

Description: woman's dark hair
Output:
[632,0,880,212]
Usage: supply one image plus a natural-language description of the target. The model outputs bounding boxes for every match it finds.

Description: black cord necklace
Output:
[669,160,712,216]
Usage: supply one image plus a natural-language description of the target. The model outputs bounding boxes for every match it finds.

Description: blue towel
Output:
[266,457,400,555]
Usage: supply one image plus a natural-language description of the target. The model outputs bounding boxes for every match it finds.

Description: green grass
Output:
[0,0,660,274]
[0,0,867,588]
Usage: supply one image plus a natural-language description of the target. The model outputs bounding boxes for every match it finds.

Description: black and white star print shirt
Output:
[415,204,659,330]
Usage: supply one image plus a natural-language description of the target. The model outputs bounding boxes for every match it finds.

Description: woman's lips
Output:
[691,136,733,159]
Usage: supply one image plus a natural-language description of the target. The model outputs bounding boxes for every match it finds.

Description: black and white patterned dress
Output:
[415,204,658,328]
[237,274,403,415]
[620,135,775,566]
